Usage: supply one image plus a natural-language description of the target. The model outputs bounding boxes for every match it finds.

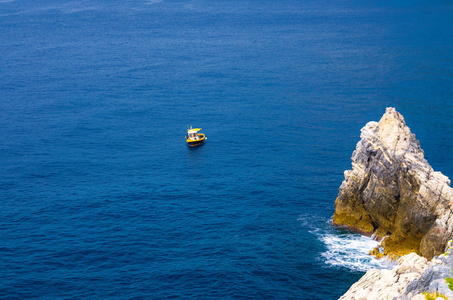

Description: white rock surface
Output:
[340,245,453,300]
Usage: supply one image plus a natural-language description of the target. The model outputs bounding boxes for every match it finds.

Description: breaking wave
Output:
[298,213,395,272]
[318,230,396,272]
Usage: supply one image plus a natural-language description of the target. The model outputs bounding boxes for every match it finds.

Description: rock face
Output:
[340,246,453,300]
[333,107,453,259]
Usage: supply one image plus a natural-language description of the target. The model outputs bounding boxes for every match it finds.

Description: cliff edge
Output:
[333,107,453,259]
[340,245,453,299]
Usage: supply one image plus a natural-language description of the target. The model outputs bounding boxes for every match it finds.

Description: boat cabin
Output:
[187,129,201,140]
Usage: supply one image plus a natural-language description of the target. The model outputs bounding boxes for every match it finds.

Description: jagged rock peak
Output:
[376,107,417,153]
[333,107,453,259]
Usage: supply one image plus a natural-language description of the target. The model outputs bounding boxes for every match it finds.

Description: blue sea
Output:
[1,0,452,299]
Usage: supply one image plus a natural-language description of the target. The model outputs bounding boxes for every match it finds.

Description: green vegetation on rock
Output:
[446,275,453,291]
[422,291,447,300]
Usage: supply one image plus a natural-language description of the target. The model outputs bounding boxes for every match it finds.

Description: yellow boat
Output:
[186,127,207,147]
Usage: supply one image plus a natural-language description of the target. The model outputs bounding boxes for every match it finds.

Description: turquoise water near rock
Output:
[1,0,452,298]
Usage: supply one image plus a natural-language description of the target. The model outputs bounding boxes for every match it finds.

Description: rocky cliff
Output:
[340,245,453,300]
[333,107,453,259]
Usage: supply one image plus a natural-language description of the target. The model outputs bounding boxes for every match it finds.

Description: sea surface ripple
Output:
[0,0,452,299]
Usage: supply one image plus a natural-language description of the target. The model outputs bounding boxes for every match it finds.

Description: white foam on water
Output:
[298,214,397,272]
[318,231,396,272]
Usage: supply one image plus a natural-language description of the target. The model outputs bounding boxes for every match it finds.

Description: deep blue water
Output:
[1,0,453,299]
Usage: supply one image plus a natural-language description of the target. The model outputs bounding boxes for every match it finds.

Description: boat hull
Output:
[187,137,206,147]
[186,134,206,147]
